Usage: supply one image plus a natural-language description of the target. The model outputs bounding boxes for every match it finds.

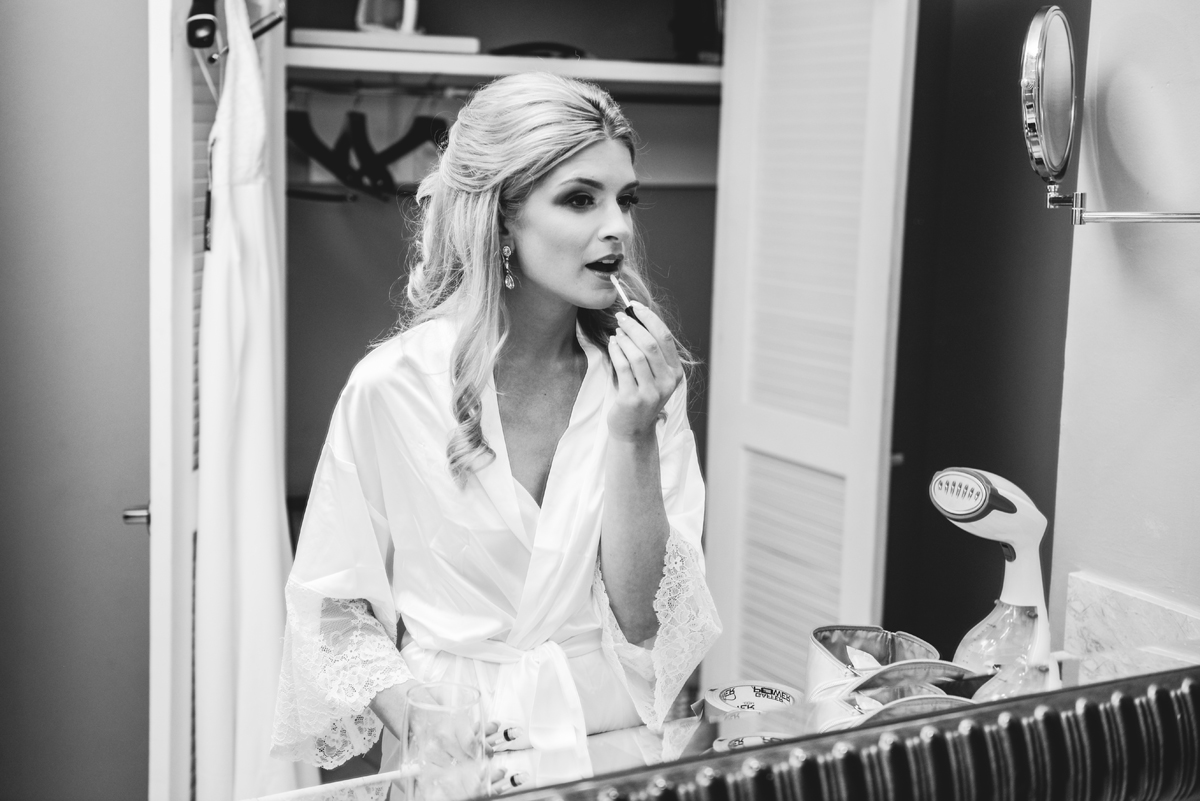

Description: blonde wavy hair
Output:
[392,72,688,485]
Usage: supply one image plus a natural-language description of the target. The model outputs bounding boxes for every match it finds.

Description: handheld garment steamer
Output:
[929,468,1062,701]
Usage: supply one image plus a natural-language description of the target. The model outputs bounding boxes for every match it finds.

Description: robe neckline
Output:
[475,321,610,648]
[501,344,588,509]
[477,322,605,547]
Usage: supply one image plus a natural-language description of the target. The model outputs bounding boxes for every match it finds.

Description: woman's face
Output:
[504,138,639,311]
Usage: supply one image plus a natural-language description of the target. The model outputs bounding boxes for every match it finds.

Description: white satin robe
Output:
[271,315,721,784]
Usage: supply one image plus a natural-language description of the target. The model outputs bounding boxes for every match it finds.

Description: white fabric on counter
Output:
[271,315,721,785]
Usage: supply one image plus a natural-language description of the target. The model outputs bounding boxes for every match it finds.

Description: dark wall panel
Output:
[883,0,1091,657]
[286,197,414,496]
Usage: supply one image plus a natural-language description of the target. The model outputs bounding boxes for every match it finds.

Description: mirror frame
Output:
[1021,5,1077,184]
[515,665,1200,801]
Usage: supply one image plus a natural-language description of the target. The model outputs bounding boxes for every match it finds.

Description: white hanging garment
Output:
[195,0,319,797]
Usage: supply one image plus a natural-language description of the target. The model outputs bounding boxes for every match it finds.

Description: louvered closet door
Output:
[702,0,918,692]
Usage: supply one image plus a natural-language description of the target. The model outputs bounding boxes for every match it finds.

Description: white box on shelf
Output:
[291,28,481,55]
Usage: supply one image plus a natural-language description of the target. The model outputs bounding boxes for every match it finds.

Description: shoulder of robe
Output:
[341,317,458,402]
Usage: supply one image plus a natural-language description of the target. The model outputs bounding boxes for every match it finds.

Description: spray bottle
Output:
[929,467,1062,701]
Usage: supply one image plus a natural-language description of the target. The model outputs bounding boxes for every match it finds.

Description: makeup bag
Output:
[805,625,986,732]
[809,667,975,733]
[806,625,965,700]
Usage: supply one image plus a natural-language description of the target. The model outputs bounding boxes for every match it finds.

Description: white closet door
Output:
[148,2,286,797]
[148,2,204,798]
[703,0,918,691]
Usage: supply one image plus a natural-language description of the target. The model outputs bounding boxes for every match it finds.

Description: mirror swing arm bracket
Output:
[1046,184,1200,225]
[1045,184,1078,222]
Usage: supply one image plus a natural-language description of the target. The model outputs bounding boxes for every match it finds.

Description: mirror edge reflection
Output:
[523,664,1200,801]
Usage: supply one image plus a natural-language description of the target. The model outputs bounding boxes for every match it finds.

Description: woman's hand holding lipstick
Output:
[606,301,684,441]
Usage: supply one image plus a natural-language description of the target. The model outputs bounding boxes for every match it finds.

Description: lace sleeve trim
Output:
[595,530,722,731]
[272,580,415,769]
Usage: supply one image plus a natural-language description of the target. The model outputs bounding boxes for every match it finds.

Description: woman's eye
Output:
[619,194,640,210]
[566,194,594,208]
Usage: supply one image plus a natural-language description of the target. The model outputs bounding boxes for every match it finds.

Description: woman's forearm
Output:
[600,431,671,643]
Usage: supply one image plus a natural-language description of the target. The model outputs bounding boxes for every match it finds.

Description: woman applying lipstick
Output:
[271,73,720,789]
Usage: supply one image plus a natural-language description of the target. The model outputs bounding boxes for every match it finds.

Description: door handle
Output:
[123,505,150,526]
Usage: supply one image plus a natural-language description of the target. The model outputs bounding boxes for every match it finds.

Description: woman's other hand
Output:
[606,301,684,441]
[488,762,530,795]
[484,722,531,793]
[485,721,530,752]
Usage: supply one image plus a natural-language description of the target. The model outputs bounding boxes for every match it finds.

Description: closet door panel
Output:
[149,2,203,798]
[150,2,286,796]
[704,0,917,691]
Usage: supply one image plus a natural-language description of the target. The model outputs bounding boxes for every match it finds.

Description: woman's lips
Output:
[585,255,623,273]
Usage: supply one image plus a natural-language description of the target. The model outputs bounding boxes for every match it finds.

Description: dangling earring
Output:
[502,245,515,290]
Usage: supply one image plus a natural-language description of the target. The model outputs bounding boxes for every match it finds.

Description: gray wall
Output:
[1050,0,1200,627]
[0,1,150,797]
[883,0,1091,658]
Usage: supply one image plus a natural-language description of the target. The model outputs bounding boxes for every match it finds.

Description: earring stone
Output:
[502,245,515,290]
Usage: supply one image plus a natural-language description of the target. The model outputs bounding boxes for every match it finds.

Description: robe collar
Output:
[475,321,606,552]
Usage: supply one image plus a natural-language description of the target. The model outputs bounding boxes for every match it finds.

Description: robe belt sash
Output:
[442,630,600,784]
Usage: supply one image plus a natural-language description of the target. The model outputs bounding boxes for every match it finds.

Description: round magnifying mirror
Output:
[1021,6,1076,183]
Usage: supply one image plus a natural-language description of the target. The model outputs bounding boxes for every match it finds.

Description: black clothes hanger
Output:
[290,110,354,192]
[287,109,378,199]
[376,116,449,165]
[326,114,358,191]
[286,108,450,201]
[347,110,397,197]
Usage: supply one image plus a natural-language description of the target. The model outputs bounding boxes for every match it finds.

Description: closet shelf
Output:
[285,47,722,101]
